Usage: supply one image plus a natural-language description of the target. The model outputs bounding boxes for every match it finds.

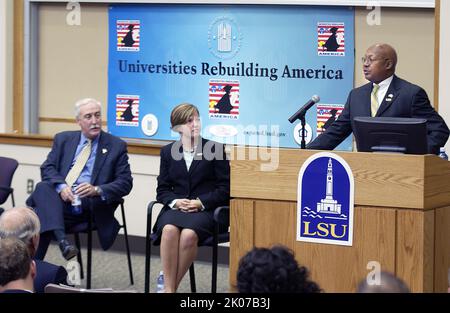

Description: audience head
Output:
[237,245,321,293]
[0,207,41,257]
[362,43,397,84]
[74,98,102,140]
[356,271,410,293]
[170,103,200,136]
[0,237,36,292]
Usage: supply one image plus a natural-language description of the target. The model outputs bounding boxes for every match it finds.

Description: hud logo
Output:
[208,16,242,59]
[297,152,354,246]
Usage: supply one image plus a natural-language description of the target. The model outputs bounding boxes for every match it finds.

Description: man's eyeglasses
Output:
[361,56,387,65]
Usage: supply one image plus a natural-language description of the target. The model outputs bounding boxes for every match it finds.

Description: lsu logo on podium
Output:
[297,152,354,246]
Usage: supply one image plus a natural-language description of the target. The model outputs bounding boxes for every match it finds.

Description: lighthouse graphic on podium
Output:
[317,158,342,214]
[297,152,354,246]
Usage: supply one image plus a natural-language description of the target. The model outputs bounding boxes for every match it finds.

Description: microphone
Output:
[288,95,320,123]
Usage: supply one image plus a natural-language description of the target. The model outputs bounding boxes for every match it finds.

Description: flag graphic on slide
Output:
[117,20,140,51]
[316,104,344,134]
[116,95,140,126]
[317,22,345,56]
[208,79,240,119]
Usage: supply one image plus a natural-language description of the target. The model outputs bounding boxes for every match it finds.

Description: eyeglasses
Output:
[361,56,387,65]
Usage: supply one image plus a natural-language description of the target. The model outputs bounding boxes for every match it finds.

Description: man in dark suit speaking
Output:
[26,98,133,260]
[307,43,449,154]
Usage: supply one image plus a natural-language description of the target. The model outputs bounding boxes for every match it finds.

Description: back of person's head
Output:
[237,245,321,293]
[0,237,36,291]
[0,207,40,257]
[356,271,410,293]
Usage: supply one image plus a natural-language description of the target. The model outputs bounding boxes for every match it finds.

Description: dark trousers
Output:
[28,182,91,260]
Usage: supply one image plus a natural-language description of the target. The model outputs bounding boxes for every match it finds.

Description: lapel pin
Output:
[386,94,394,102]
[102,148,108,154]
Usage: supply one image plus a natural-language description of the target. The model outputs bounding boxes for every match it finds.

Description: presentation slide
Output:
[108,4,354,149]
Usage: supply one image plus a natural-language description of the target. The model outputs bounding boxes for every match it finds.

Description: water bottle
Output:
[71,184,82,215]
[156,270,164,293]
[439,147,448,160]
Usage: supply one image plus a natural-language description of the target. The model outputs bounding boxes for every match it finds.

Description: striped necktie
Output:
[65,139,92,187]
[370,84,380,117]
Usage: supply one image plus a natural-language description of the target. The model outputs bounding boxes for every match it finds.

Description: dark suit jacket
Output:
[156,138,230,211]
[34,260,67,293]
[27,130,133,250]
[307,75,449,154]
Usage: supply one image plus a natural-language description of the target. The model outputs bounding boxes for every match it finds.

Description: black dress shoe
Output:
[59,239,79,260]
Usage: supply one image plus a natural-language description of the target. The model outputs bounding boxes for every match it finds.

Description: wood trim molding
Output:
[39,117,107,126]
[0,133,163,156]
[434,0,440,110]
[13,0,24,133]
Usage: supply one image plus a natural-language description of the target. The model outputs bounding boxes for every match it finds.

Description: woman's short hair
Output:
[170,103,200,129]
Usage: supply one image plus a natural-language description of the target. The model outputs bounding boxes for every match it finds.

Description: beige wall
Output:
[439,1,450,152]
[0,0,14,133]
[38,3,108,133]
[355,7,435,104]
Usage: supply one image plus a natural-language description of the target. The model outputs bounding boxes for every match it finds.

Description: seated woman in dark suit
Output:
[153,103,230,293]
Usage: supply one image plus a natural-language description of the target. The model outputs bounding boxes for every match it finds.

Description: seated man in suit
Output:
[0,237,36,293]
[307,43,449,154]
[0,207,68,293]
[26,98,133,260]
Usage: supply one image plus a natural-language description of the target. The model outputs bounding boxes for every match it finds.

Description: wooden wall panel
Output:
[253,200,296,250]
[229,199,254,288]
[396,209,434,292]
[434,206,450,292]
[295,206,396,292]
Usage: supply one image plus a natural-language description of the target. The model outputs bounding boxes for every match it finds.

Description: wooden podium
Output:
[229,147,450,292]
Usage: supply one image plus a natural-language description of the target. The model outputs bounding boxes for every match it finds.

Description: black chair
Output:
[0,156,19,208]
[67,198,133,289]
[144,201,229,293]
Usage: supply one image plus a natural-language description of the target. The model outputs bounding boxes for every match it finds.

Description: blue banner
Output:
[108,4,354,149]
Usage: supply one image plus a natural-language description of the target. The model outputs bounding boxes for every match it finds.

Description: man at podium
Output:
[307,43,449,154]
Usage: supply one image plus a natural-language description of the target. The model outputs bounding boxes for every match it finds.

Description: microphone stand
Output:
[289,97,319,149]
[300,114,306,149]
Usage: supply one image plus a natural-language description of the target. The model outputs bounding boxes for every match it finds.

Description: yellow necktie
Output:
[371,84,380,117]
[65,139,92,187]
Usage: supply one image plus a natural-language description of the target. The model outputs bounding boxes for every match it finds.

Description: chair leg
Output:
[120,203,134,285]
[189,263,196,293]
[86,217,92,289]
[144,234,151,292]
[74,233,84,279]
[212,242,218,293]
[212,224,219,293]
